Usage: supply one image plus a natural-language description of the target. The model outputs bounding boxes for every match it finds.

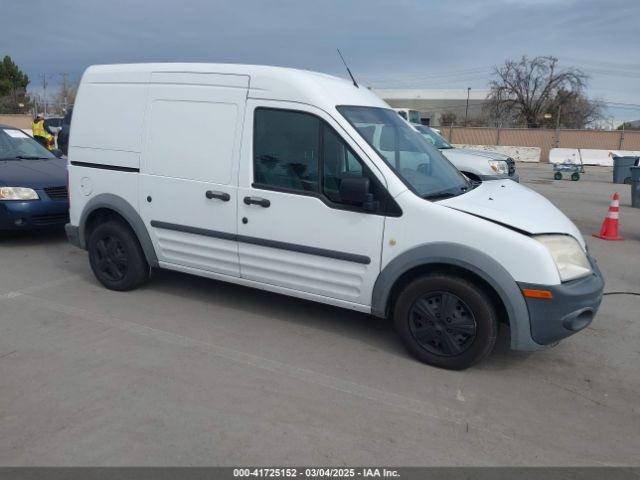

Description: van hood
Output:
[438,180,585,246]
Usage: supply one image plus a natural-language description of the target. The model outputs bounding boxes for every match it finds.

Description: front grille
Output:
[31,213,69,225]
[44,186,68,200]
[506,158,516,176]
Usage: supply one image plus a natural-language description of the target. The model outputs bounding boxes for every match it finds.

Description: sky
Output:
[1,0,639,122]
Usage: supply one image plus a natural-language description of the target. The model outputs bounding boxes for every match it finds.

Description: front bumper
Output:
[0,198,69,230]
[518,257,604,346]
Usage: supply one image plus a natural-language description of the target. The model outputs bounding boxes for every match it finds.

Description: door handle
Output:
[206,190,230,201]
[243,196,270,208]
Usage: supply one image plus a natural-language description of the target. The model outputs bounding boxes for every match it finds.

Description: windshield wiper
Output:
[16,155,49,160]
[422,191,457,200]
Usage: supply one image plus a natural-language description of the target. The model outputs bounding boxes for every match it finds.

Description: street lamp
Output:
[465,87,471,126]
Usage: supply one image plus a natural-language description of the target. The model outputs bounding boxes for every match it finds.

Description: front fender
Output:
[371,242,544,351]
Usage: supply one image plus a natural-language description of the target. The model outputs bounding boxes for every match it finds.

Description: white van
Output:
[393,108,422,125]
[65,64,604,370]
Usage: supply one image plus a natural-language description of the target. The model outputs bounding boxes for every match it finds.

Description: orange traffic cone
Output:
[593,193,624,241]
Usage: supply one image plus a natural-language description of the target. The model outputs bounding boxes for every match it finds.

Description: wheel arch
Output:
[371,242,541,351]
[79,193,158,267]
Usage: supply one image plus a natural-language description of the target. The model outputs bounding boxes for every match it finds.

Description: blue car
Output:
[0,125,69,230]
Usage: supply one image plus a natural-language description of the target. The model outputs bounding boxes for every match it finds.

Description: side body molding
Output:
[371,242,544,351]
[78,193,159,267]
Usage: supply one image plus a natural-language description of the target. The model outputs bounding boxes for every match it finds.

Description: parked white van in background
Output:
[393,108,422,125]
[65,64,604,370]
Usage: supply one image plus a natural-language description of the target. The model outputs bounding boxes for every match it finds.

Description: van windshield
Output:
[338,106,469,200]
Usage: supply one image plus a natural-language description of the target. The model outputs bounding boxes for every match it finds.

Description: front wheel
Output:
[393,274,498,370]
[87,220,150,291]
[554,172,562,180]
[571,172,580,181]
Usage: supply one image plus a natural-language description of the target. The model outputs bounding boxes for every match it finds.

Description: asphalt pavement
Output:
[1,162,638,466]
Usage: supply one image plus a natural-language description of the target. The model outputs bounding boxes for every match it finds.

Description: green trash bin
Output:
[613,156,639,184]
[631,166,640,208]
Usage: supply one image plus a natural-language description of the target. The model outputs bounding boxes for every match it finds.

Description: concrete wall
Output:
[441,126,640,162]
[0,114,32,130]
[453,144,541,163]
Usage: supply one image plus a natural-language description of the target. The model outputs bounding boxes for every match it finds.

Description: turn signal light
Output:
[521,288,554,299]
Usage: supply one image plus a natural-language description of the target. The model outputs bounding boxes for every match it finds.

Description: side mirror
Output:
[339,177,379,211]
[52,149,64,158]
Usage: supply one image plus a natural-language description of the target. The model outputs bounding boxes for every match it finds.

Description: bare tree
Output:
[543,89,603,129]
[439,111,457,126]
[486,56,594,128]
[52,77,77,114]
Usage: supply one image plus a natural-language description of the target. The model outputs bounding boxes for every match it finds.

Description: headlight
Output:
[0,187,40,200]
[535,234,592,282]
[488,160,508,175]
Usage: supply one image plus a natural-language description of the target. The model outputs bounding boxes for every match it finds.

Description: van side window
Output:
[253,107,400,216]
[253,109,320,192]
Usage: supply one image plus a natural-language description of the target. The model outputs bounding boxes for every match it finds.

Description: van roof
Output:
[81,63,388,112]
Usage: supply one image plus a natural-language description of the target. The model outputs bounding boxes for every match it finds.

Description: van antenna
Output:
[337,49,359,88]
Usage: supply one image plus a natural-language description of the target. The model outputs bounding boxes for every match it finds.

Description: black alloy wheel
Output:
[88,220,150,291]
[408,292,477,356]
[94,235,129,282]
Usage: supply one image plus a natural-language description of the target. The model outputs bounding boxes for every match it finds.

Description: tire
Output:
[87,220,150,291]
[554,172,562,180]
[393,274,498,370]
[571,173,580,181]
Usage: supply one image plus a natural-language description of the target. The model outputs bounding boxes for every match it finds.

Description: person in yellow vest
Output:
[32,114,54,150]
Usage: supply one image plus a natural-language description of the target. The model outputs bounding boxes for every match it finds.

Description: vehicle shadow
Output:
[146,267,408,359]
[17,231,528,370]
[139,267,523,368]
[0,228,67,246]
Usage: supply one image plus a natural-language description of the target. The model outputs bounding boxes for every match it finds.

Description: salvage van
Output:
[65,64,604,370]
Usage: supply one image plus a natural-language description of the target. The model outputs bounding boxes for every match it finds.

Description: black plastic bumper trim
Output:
[150,220,371,265]
[519,256,605,345]
[70,161,139,173]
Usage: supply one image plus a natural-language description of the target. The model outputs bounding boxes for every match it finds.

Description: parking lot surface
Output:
[1,163,639,466]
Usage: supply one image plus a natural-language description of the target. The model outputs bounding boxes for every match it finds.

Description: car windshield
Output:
[338,106,469,199]
[0,128,56,160]
[414,125,453,149]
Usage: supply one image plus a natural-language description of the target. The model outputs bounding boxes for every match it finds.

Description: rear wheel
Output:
[554,172,562,180]
[87,220,150,291]
[571,172,580,181]
[393,274,498,370]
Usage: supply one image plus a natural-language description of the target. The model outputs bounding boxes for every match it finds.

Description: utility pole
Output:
[60,73,70,112]
[40,73,51,116]
[555,104,562,147]
[464,87,471,126]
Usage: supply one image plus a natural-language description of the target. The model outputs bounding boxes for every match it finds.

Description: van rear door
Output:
[139,72,249,277]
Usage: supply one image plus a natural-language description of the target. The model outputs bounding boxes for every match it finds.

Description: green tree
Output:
[0,55,30,113]
[0,56,29,95]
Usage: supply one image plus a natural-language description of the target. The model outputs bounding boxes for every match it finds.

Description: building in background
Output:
[373,89,490,126]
